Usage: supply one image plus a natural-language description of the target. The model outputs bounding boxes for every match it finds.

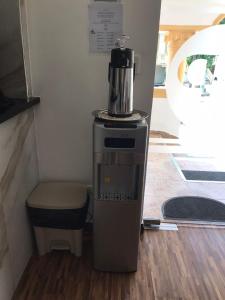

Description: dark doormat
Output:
[182,170,225,182]
[162,196,225,222]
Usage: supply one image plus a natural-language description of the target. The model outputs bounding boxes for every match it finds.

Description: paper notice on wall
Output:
[88,3,123,53]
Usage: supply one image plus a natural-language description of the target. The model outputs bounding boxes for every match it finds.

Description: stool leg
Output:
[71,230,82,257]
[34,227,48,255]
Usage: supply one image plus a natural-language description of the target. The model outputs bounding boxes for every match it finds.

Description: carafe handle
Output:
[108,63,111,82]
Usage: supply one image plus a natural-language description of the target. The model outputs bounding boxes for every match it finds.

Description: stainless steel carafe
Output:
[108,37,135,117]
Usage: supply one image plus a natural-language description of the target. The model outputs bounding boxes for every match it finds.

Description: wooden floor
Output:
[13,227,225,300]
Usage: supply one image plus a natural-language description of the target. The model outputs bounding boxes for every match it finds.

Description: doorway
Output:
[144,0,225,223]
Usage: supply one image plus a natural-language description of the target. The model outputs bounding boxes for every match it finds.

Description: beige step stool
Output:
[27,182,88,257]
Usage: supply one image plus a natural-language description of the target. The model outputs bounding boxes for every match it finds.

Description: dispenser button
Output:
[104,176,111,184]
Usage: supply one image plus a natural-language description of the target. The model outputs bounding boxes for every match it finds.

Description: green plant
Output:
[186,55,216,73]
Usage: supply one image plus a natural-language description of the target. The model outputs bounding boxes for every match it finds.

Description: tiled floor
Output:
[143,150,225,220]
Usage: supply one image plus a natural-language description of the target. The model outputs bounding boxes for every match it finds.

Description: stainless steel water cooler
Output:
[93,37,149,272]
[93,113,149,272]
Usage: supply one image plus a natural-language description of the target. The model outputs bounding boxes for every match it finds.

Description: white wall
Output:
[26,0,161,182]
[151,99,180,136]
[151,0,225,137]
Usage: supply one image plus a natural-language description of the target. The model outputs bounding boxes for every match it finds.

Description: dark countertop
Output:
[0,97,40,124]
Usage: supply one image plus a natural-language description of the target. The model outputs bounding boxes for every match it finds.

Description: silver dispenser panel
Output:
[98,164,139,201]
[93,119,148,272]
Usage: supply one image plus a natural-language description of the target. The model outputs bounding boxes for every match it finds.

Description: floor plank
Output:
[13,227,225,300]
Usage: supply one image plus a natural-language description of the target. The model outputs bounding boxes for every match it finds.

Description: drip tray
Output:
[99,193,134,201]
[93,110,148,123]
